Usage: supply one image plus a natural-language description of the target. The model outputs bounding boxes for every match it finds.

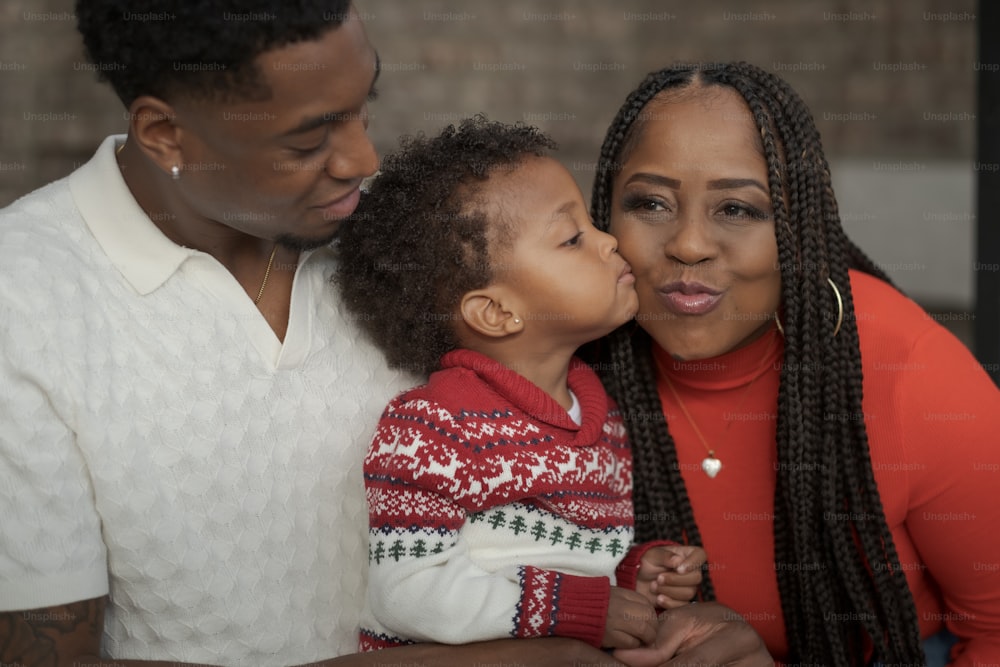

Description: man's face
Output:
[168,9,379,249]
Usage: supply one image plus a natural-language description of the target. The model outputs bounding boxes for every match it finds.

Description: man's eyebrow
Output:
[280,51,381,138]
[281,114,328,138]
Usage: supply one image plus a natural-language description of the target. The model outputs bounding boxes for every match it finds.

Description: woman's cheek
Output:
[611,222,652,272]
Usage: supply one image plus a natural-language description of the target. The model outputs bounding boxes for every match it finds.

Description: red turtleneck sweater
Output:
[653,270,1000,664]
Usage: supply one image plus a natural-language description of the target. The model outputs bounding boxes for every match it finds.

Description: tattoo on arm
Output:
[0,596,106,667]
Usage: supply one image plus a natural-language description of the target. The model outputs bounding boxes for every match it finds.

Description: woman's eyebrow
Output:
[706,177,768,193]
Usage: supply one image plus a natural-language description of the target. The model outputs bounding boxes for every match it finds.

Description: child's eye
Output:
[562,232,583,247]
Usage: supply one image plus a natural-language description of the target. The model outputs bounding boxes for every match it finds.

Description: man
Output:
[0,2,771,665]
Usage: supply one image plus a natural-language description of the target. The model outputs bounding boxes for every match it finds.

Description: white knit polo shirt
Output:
[0,136,416,665]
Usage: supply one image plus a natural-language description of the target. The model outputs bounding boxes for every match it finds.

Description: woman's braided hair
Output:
[590,62,924,665]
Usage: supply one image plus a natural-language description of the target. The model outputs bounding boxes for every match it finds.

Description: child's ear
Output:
[459,289,524,338]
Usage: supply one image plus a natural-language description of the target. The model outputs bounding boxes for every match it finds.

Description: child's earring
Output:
[514,318,521,324]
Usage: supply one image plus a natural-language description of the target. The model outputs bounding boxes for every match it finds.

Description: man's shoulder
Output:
[0,176,90,280]
[0,178,109,330]
[1,176,76,232]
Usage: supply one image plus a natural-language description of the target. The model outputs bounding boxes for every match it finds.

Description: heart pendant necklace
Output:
[700,455,723,479]
[659,327,780,479]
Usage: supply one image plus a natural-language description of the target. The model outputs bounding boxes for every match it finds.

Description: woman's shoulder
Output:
[848,269,941,355]
[849,269,934,325]
[849,269,988,385]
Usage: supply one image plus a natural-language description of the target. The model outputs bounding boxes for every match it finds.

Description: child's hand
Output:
[604,586,658,649]
[636,545,706,609]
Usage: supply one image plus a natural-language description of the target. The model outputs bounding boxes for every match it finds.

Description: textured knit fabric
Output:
[0,135,417,666]
[359,349,637,650]
[652,270,1000,665]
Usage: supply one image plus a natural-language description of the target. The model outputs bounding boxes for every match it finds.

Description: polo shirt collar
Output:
[69,134,196,295]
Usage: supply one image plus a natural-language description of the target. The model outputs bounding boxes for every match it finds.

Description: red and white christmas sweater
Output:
[358,349,655,651]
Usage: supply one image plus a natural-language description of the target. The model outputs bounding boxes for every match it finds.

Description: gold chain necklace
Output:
[657,327,780,479]
[254,244,279,304]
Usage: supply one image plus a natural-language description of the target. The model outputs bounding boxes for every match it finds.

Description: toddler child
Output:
[336,116,705,653]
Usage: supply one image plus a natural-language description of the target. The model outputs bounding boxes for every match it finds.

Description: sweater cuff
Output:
[551,572,611,648]
[615,540,678,592]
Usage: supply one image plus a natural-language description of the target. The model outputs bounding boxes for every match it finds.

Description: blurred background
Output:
[0,0,985,351]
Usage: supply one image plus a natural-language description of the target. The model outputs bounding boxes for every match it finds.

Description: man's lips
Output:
[314,186,362,220]
[657,281,723,315]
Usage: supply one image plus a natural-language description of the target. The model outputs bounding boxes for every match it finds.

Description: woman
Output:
[590,62,1000,666]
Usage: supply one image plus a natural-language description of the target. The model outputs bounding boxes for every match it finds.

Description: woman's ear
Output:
[459,288,524,338]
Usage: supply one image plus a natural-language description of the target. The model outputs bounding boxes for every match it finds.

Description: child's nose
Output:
[596,228,619,257]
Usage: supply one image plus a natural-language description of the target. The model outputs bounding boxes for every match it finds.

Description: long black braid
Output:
[590,63,924,666]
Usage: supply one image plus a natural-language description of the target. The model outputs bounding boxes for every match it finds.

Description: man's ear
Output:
[127,94,185,177]
[459,289,524,338]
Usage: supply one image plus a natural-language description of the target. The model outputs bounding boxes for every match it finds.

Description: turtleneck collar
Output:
[652,326,784,391]
[438,348,609,445]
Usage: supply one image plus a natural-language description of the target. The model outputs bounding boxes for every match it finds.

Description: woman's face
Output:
[609,86,782,361]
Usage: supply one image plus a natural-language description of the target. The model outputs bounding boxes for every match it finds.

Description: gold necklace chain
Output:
[254,244,279,304]
[657,327,780,478]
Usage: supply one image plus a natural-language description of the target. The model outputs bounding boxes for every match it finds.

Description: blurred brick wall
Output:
[1,0,977,204]
[361,0,976,166]
[0,0,982,341]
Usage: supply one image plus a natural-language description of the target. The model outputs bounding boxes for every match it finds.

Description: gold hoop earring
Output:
[774,279,843,338]
[828,278,843,337]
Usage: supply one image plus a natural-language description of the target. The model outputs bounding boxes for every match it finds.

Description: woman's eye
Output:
[721,203,770,221]
[622,194,666,212]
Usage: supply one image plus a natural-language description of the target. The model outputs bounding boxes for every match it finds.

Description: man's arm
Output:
[2,598,772,667]
[322,639,621,667]
[0,597,197,667]
[1,597,616,667]
[1,597,224,667]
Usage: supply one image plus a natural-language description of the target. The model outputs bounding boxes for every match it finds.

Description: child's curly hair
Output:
[335,115,556,377]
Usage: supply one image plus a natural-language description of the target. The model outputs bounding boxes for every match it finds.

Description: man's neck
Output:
[117,141,267,268]
[117,141,294,341]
